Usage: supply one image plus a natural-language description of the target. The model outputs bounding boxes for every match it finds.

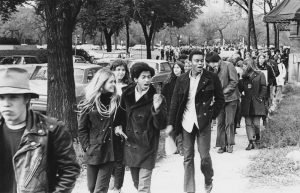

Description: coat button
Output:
[100,118,103,121]
[202,89,205,92]
[204,113,207,116]
[203,102,206,105]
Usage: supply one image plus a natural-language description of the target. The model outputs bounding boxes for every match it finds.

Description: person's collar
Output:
[135,85,149,95]
[5,121,26,130]
[189,69,203,79]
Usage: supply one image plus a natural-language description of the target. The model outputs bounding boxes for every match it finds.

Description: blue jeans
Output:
[182,125,214,193]
[130,167,153,193]
[87,163,113,193]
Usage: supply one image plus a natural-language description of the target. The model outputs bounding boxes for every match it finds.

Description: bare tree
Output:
[225,0,258,50]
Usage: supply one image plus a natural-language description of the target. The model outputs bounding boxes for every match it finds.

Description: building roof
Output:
[264,0,300,23]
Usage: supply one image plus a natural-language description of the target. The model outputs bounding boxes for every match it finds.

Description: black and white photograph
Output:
[1,0,300,193]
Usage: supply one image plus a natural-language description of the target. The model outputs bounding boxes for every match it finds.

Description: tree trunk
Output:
[266,23,270,48]
[151,31,156,51]
[100,32,103,50]
[249,0,257,49]
[218,29,224,44]
[145,37,151,59]
[81,30,86,44]
[140,23,153,59]
[247,0,252,51]
[125,20,130,54]
[114,33,117,50]
[45,3,78,138]
[103,29,112,52]
[264,1,270,48]
[273,23,278,49]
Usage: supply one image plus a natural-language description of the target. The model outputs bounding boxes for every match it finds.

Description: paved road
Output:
[73,120,300,193]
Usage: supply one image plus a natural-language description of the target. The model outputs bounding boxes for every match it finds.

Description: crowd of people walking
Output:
[0,45,288,193]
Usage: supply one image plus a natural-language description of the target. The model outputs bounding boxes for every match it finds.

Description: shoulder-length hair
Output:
[256,54,266,65]
[165,61,185,84]
[244,58,257,71]
[110,59,131,84]
[77,68,119,117]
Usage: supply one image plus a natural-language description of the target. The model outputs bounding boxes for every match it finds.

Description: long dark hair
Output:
[110,59,131,84]
[165,61,185,84]
[256,54,267,70]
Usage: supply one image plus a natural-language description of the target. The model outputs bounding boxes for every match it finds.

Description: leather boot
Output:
[246,141,255,150]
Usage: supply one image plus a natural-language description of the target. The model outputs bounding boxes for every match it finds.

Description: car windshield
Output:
[0,57,22,64]
[31,67,85,84]
[74,57,86,63]
[160,62,171,72]
[12,57,22,64]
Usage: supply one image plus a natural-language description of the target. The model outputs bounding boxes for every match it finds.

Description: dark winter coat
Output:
[238,70,267,116]
[168,69,225,135]
[257,60,278,86]
[78,105,116,165]
[113,84,167,170]
[162,75,177,110]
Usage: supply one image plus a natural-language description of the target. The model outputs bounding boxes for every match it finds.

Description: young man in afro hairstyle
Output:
[114,62,167,193]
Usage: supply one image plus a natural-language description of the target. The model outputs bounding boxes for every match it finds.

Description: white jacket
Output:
[276,63,286,86]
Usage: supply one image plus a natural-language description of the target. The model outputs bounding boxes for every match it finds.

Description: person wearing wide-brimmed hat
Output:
[0,67,80,193]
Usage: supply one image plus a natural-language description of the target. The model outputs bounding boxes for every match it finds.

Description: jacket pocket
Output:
[141,129,153,147]
[24,154,43,188]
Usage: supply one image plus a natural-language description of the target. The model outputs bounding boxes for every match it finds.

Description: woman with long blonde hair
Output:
[78,68,120,193]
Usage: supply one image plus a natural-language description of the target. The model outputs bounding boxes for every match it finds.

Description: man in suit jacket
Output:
[166,50,225,193]
[206,52,240,154]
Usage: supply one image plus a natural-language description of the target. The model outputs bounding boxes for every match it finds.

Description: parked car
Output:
[72,48,94,63]
[128,59,172,90]
[0,55,41,65]
[95,58,132,68]
[0,55,44,75]
[130,44,147,50]
[93,52,133,66]
[29,63,102,113]
[73,55,88,63]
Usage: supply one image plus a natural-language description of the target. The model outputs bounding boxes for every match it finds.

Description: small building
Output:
[264,0,300,83]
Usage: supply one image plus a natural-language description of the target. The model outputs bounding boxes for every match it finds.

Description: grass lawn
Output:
[247,84,300,186]
[261,84,300,148]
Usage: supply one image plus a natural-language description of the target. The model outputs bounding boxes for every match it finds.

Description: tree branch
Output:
[232,0,248,13]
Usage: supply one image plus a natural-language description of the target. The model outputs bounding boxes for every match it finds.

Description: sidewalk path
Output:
[73,121,300,193]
